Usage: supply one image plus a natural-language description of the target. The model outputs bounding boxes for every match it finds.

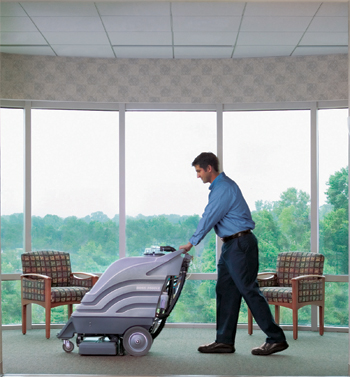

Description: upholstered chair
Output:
[248,251,325,340]
[21,250,98,339]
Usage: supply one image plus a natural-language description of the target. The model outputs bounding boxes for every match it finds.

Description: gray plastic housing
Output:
[79,339,117,355]
[57,249,185,339]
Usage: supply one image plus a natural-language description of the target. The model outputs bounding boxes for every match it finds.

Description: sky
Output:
[0,107,348,219]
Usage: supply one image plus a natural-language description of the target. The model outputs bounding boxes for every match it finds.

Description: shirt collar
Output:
[209,172,225,190]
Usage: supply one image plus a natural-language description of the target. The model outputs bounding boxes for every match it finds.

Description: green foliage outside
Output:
[1,168,348,328]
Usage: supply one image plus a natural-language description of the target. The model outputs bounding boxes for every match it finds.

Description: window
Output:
[31,109,119,273]
[125,111,216,274]
[319,108,348,275]
[224,110,311,273]
[0,108,24,274]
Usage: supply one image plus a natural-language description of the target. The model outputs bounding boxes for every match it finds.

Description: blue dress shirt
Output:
[189,172,255,246]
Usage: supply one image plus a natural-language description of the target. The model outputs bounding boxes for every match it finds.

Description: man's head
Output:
[192,152,220,184]
[192,152,219,172]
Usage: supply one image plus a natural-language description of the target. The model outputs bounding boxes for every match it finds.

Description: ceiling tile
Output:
[96,2,170,16]
[293,46,348,56]
[174,31,237,46]
[44,32,110,45]
[237,32,303,46]
[300,32,348,46]
[316,3,348,17]
[52,44,115,58]
[174,46,233,58]
[113,46,173,58]
[0,16,38,32]
[21,1,98,17]
[171,2,245,16]
[0,2,27,16]
[0,45,55,55]
[31,16,105,32]
[307,16,348,33]
[102,16,171,32]
[245,2,321,16]
[108,32,172,46]
[172,16,241,32]
[0,31,47,45]
[233,45,294,58]
[241,16,313,32]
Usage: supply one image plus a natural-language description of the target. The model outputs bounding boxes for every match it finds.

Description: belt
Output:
[221,229,251,243]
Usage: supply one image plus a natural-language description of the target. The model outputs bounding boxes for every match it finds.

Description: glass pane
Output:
[1,281,21,325]
[31,109,119,273]
[319,109,348,275]
[168,279,216,323]
[125,111,216,273]
[32,305,72,325]
[0,108,24,273]
[224,110,311,271]
[325,282,348,327]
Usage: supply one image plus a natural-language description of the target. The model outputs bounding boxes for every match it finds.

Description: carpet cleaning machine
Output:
[57,246,192,356]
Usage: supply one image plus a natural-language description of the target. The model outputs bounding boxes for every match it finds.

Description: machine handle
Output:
[160,246,176,252]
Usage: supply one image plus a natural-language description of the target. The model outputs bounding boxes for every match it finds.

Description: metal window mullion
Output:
[216,104,223,263]
[119,103,126,259]
[348,3,350,374]
[23,101,32,331]
[310,102,319,332]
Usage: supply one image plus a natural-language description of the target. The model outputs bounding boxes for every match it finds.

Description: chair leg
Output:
[45,307,51,339]
[68,304,73,318]
[22,304,27,335]
[248,308,253,335]
[274,306,280,324]
[319,305,324,336]
[293,308,298,340]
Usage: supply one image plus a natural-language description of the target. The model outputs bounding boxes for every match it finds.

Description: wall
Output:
[0,52,348,104]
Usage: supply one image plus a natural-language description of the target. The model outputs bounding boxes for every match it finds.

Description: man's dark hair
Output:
[192,152,220,172]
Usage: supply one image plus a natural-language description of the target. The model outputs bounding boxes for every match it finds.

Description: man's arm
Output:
[179,242,193,253]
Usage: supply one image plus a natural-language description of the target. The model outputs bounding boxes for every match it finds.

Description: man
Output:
[180,152,288,356]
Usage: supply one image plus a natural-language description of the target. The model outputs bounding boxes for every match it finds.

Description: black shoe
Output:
[198,341,235,354]
[251,341,289,356]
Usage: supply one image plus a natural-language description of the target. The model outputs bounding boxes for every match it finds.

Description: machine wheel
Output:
[62,339,74,353]
[123,326,153,356]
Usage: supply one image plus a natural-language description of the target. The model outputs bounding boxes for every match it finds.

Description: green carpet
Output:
[2,327,348,375]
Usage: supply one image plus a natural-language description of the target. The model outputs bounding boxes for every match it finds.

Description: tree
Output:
[320,167,348,274]
[325,167,348,211]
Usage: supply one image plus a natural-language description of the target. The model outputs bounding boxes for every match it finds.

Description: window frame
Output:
[0,99,348,333]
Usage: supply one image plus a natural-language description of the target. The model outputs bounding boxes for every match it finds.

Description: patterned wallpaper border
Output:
[0,52,348,104]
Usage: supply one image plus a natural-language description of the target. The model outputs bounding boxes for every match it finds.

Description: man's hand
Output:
[179,242,193,253]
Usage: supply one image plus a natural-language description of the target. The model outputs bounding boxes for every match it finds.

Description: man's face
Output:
[194,164,212,184]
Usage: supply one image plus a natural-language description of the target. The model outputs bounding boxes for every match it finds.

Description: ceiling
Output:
[0,1,348,59]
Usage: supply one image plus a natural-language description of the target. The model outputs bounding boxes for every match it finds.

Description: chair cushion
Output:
[261,278,324,304]
[22,251,72,287]
[260,287,292,304]
[276,252,324,287]
[51,286,90,303]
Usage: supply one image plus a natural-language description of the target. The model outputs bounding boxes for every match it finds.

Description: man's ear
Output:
[206,165,212,172]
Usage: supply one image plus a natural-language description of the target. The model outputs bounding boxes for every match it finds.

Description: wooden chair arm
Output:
[21,273,51,280]
[71,272,99,285]
[257,272,277,281]
[71,272,99,279]
[292,274,325,282]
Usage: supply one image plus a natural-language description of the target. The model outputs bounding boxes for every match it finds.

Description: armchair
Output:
[248,251,325,340]
[21,250,99,339]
